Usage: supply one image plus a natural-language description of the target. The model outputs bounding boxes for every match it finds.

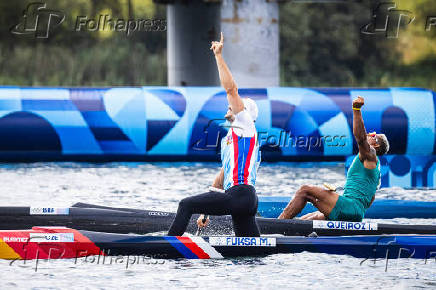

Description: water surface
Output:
[0,162,434,289]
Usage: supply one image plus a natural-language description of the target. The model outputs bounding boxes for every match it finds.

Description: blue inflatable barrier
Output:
[2,86,436,187]
[0,86,434,161]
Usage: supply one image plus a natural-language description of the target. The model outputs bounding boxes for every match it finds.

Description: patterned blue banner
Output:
[0,87,434,163]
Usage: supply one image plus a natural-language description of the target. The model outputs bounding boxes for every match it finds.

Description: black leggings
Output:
[168,184,260,237]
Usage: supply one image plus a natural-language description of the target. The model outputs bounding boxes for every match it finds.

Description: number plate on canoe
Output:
[30,207,70,215]
[313,220,378,231]
[29,233,74,243]
[209,237,276,247]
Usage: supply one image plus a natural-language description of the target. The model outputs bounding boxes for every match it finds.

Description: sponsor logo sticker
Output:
[29,233,74,243]
[313,220,378,231]
[30,207,70,215]
[148,211,170,216]
[3,236,29,243]
[209,237,276,247]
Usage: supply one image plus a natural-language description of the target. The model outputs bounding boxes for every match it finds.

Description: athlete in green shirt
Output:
[278,96,390,222]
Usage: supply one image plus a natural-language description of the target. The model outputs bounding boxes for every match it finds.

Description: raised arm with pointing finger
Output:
[210,32,244,115]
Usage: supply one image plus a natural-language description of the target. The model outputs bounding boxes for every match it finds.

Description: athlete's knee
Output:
[296,185,317,202]
[296,185,311,197]
[299,184,313,192]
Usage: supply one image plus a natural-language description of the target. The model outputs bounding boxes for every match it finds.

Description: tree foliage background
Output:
[280,0,436,89]
[0,0,434,89]
[0,0,167,86]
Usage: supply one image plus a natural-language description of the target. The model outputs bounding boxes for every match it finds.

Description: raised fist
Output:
[352,96,364,109]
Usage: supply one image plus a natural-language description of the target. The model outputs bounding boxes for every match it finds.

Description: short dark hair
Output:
[375,134,389,156]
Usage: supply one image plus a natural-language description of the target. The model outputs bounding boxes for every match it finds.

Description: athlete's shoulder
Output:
[233,109,256,137]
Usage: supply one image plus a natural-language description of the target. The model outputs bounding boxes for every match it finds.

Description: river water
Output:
[0,162,434,289]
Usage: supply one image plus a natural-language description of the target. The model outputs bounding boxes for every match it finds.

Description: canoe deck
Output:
[0,227,435,260]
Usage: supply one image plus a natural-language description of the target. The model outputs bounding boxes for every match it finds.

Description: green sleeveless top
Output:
[343,155,381,210]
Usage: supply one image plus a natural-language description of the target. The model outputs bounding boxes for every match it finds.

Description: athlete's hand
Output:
[300,211,326,220]
[312,211,326,220]
[352,96,364,109]
[210,32,223,55]
[197,214,210,228]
